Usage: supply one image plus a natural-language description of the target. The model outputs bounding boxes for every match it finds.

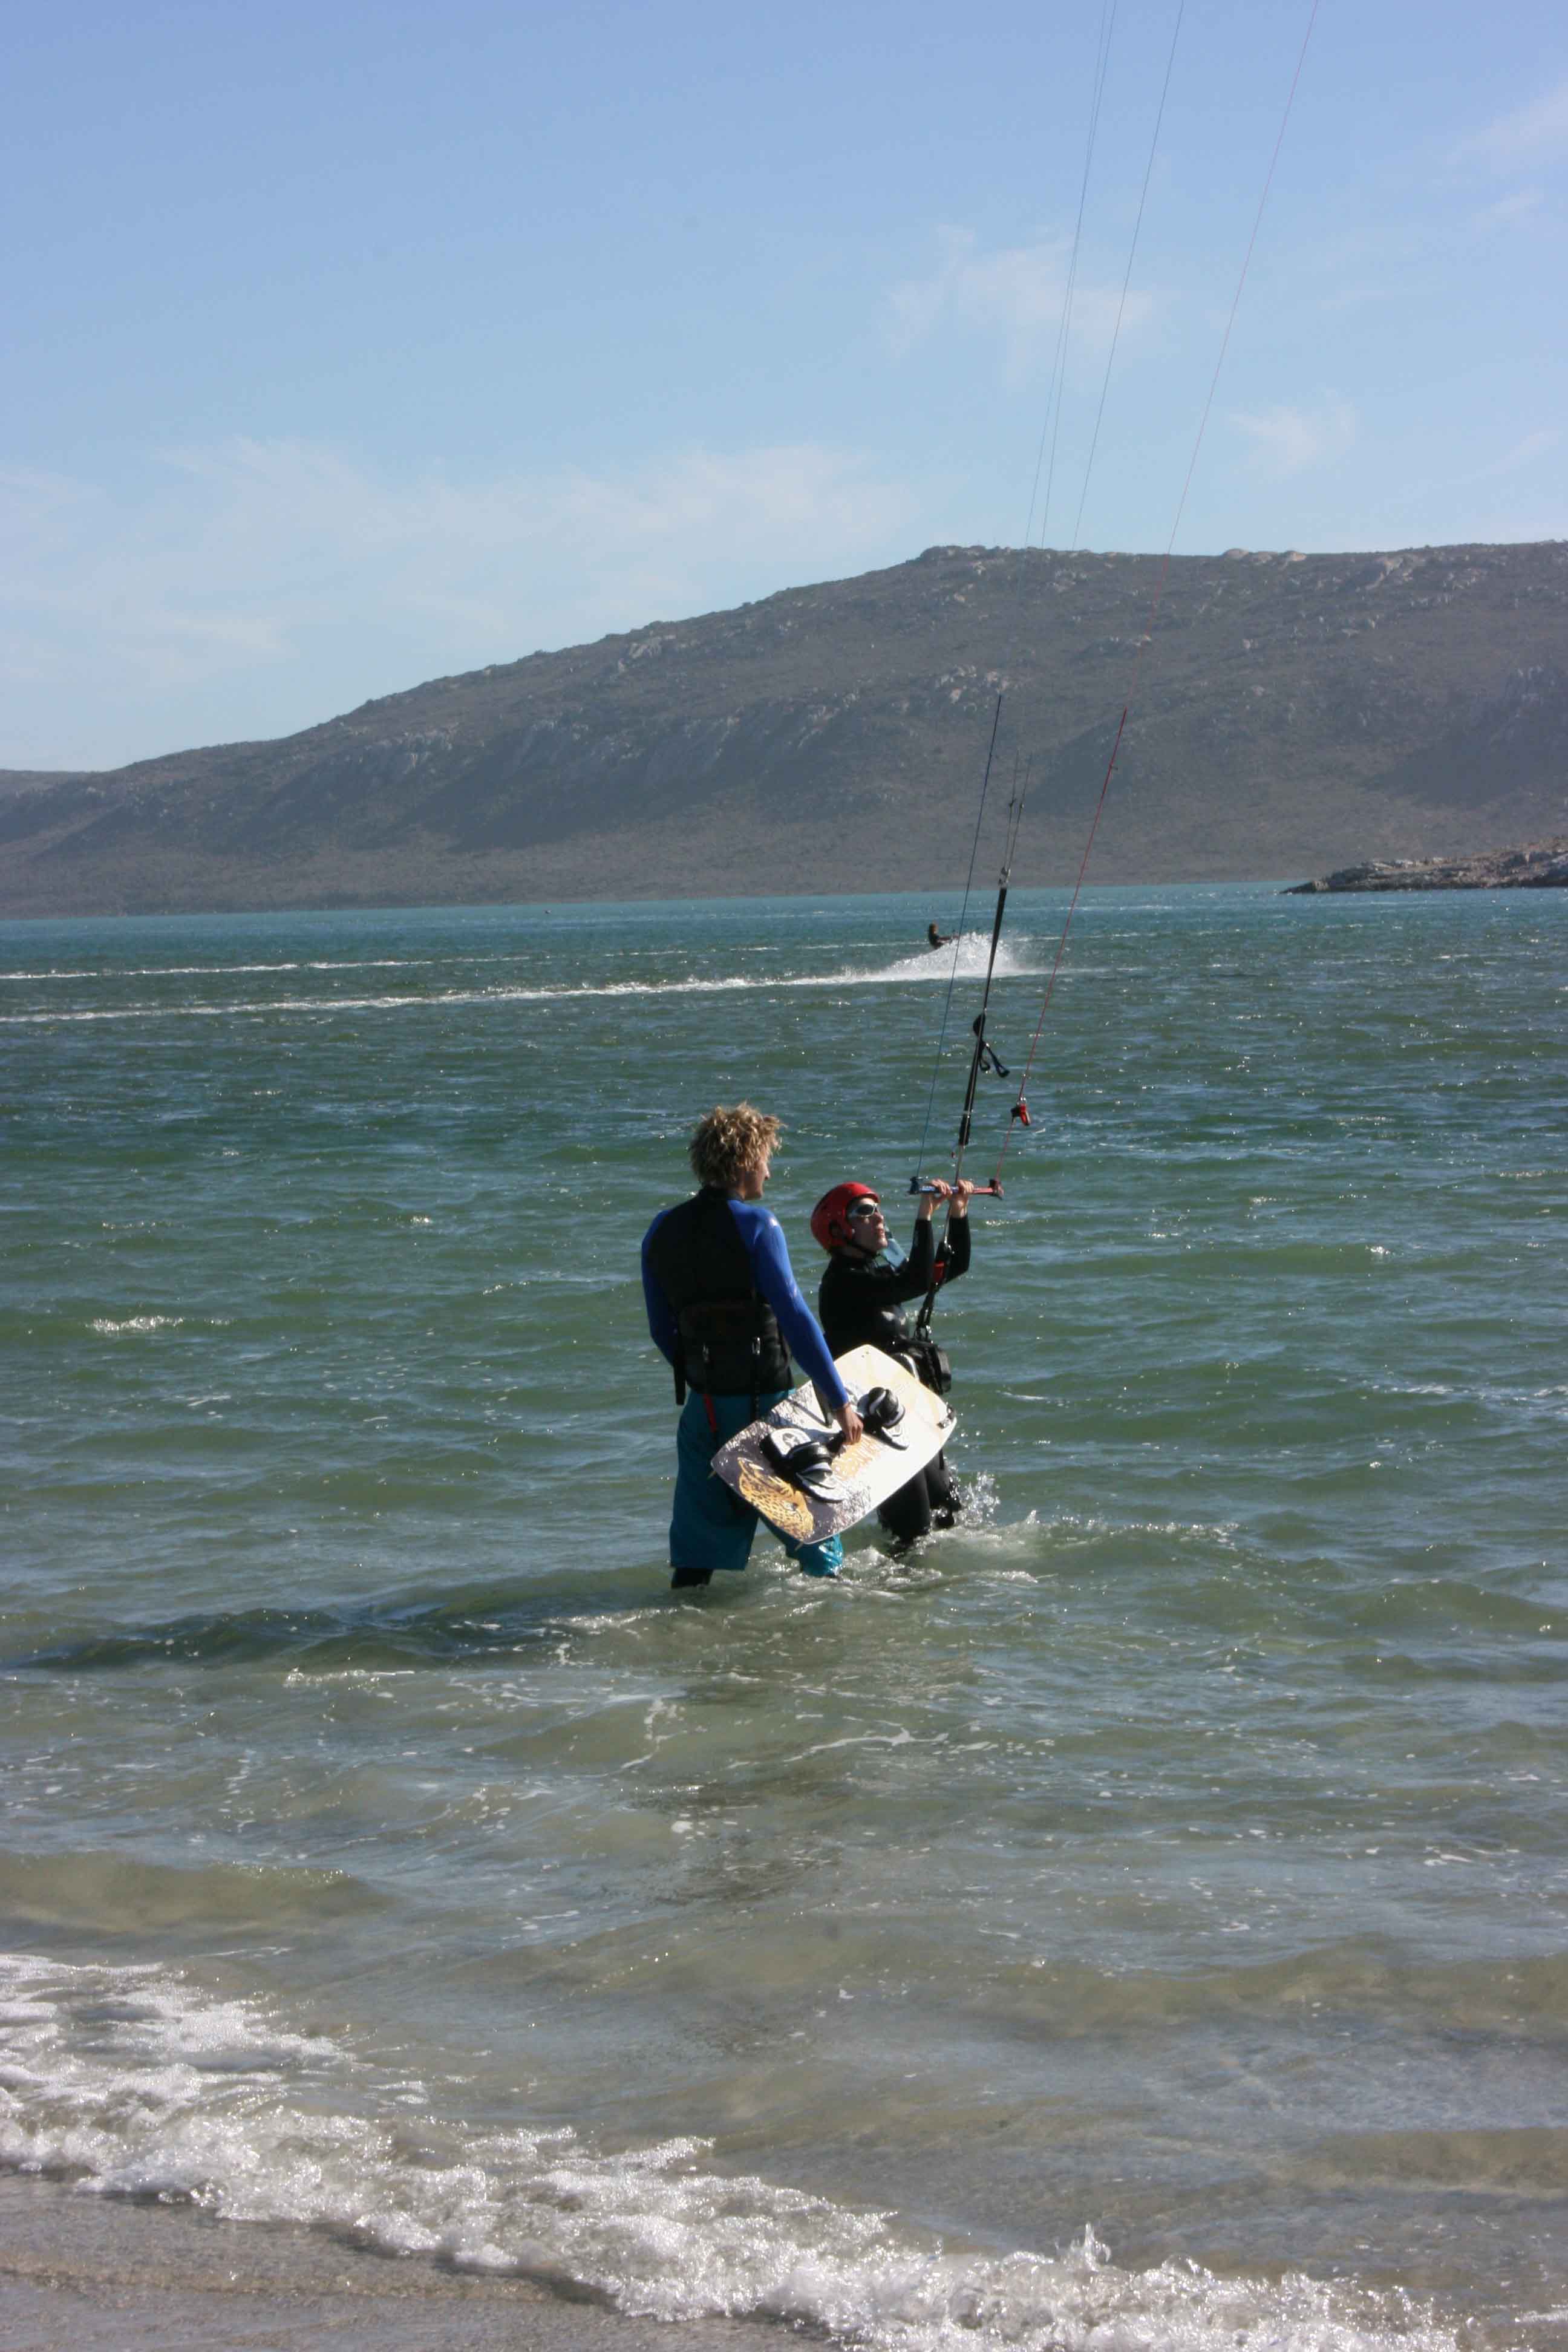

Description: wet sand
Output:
[0,2174,764,2352]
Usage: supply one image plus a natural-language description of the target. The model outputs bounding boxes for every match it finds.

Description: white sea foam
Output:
[0,942,1047,1024]
[0,959,429,981]
[0,1953,1462,2352]
[88,1315,184,1336]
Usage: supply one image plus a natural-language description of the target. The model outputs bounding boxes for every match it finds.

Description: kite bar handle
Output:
[907,1178,1004,1198]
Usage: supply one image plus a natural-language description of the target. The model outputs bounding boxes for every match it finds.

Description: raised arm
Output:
[933,1178,974,1288]
[876,1214,937,1303]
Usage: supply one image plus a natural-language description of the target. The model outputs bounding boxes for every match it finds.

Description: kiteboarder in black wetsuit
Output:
[927,921,954,949]
[643,1103,862,1589]
[811,1178,973,1547]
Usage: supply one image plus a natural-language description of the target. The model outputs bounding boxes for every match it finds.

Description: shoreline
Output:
[0,2172,764,2352]
[1285,835,1568,891]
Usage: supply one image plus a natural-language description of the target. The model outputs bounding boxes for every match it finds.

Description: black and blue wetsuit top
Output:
[643,1187,848,1411]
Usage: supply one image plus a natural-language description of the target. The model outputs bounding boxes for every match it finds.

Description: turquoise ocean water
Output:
[1,884,1564,2349]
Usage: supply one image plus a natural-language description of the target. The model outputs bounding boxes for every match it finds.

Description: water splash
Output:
[0,938,1042,1025]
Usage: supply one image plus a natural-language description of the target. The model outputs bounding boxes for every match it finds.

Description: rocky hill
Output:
[1287,835,1568,890]
[2,539,1566,915]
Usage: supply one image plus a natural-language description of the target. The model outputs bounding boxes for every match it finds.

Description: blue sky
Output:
[5,0,1565,771]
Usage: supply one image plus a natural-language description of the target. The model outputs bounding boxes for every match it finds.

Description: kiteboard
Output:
[712,1344,955,1546]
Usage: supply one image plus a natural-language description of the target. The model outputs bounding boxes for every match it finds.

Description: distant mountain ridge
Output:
[3,538,1566,915]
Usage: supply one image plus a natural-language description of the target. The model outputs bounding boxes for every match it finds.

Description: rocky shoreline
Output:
[1286,836,1568,892]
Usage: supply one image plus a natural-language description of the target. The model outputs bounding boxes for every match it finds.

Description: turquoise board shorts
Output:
[670,1389,841,1579]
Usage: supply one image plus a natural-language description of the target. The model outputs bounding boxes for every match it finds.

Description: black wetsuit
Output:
[642,1189,846,1584]
[818,1215,971,1545]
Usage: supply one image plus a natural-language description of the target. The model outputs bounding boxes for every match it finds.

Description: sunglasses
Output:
[844,1198,883,1220]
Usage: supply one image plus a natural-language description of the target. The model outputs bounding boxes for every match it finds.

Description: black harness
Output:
[646,1188,791,1410]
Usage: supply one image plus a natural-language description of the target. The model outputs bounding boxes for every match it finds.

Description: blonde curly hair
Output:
[688,1102,782,1190]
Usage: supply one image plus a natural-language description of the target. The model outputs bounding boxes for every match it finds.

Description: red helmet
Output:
[811,1181,880,1252]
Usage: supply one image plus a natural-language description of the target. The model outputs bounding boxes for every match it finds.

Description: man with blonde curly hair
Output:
[642,1103,862,1589]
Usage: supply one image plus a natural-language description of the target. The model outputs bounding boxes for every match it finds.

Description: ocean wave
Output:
[0,941,1011,986]
[0,1952,1463,2352]
[2,1589,636,1674]
[0,939,1045,1024]
[0,959,430,981]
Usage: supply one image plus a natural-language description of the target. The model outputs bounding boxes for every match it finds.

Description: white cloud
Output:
[1227,393,1356,476]
[887,226,1154,378]
[0,439,919,769]
[1472,188,1546,230]
[1457,76,1568,169]
[1457,428,1559,484]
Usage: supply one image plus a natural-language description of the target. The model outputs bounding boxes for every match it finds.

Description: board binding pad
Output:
[712,1344,955,1545]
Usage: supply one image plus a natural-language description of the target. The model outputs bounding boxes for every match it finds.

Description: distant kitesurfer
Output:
[927,922,954,948]
[812,1178,973,1547]
[642,1104,863,1590]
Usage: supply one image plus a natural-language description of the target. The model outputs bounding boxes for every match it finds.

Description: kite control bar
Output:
[907,1177,1004,1197]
